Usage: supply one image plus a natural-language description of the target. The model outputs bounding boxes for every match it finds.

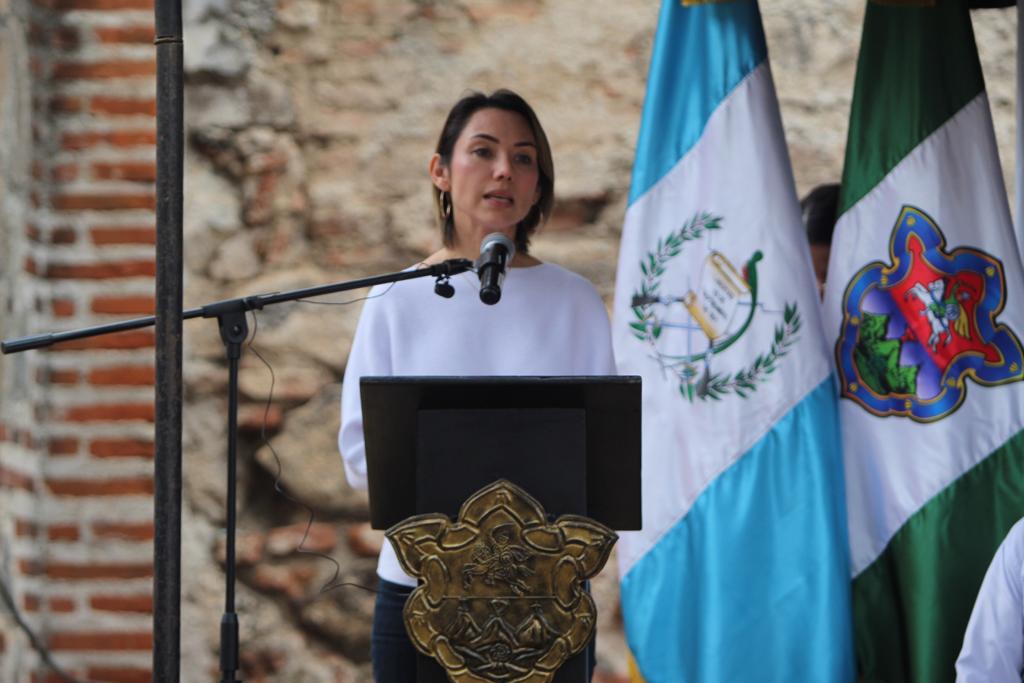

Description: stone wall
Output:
[0,1,1018,681]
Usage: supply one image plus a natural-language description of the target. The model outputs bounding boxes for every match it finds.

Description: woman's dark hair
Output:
[432,89,554,253]
[800,183,840,247]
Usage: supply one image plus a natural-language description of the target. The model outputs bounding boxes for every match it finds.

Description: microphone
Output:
[476,233,515,305]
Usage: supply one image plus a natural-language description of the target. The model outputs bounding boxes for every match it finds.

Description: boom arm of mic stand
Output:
[0,259,475,354]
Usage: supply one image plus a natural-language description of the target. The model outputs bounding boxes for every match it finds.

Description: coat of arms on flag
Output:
[627,212,800,402]
[836,205,1023,422]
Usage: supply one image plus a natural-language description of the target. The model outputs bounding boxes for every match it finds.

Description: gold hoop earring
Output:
[440,191,452,219]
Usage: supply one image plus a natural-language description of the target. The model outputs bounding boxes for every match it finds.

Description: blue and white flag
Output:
[612,2,855,680]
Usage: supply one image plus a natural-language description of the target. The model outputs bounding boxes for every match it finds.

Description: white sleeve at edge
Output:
[956,519,1024,682]
[338,298,391,491]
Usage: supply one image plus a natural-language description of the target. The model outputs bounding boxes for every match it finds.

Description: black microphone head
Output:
[479,286,501,305]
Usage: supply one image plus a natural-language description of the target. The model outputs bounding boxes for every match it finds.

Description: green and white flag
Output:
[825,0,1024,680]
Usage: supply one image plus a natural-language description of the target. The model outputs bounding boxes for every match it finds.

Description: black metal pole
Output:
[153,0,184,680]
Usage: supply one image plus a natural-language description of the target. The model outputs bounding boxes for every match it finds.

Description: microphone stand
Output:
[1,258,473,683]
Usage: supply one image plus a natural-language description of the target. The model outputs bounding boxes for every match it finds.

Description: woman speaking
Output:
[338,89,615,681]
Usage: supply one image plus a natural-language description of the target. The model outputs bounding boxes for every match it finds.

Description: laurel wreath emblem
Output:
[629,211,801,402]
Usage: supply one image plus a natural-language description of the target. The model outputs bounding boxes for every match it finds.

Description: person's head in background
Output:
[800,183,840,298]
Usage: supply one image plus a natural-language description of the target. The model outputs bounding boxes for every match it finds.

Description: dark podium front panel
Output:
[415,407,587,520]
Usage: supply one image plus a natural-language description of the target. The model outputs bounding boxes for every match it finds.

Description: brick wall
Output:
[1,0,157,679]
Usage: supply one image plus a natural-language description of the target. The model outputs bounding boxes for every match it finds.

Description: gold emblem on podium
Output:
[386,480,617,683]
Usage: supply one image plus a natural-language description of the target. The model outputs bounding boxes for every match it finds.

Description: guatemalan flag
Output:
[611,1,855,680]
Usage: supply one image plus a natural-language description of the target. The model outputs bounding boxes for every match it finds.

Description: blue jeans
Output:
[372,579,418,682]
[371,578,597,682]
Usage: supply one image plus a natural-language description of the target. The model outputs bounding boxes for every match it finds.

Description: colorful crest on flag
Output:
[628,212,800,402]
[836,205,1023,422]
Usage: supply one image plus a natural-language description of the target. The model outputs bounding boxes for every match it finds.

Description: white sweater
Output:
[339,262,616,585]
